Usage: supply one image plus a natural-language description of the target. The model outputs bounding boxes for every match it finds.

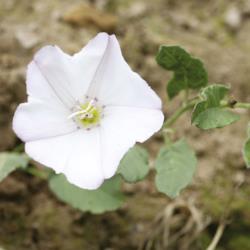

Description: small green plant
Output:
[1,34,250,215]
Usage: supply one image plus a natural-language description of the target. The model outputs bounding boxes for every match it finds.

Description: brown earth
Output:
[0,0,250,249]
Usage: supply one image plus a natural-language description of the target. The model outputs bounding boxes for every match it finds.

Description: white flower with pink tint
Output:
[13,33,164,189]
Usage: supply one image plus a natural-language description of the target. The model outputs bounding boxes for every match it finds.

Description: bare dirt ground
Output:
[1,0,250,249]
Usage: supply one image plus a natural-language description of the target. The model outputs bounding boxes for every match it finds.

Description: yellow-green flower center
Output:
[77,102,102,128]
[69,100,102,129]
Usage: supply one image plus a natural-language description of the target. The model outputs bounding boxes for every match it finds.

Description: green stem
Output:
[163,99,197,128]
[162,128,174,146]
[184,88,189,104]
[234,102,250,109]
[13,143,24,153]
[25,167,49,180]
[162,97,250,137]
[220,100,250,109]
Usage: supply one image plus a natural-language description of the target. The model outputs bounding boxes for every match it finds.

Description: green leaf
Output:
[200,84,230,106]
[156,45,208,98]
[192,84,229,122]
[155,139,197,198]
[117,145,149,183]
[192,108,240,130]
[156,46,191,70]
[0,152,29,182]
[185,58,208,89]
[192,84,240,129]
[247,123,250,138]
[243,124,250,168]
[243,139,250,168]
[49,174,125,214]
[191,101,207,123]
[167,69,187,99]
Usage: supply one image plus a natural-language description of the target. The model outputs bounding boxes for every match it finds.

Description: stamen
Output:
[85,99,95,112]
[68,99,103,129]
[68,110,85,119]
[68,99,95,119]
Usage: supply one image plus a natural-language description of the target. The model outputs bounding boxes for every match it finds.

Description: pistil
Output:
[68,99,102,129]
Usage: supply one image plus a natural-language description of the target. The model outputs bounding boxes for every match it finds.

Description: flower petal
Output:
[26,61,66,108]
[28,33,111,107]
[13,99,77,142]
[31,46,78,109]
[85,34,162,110]
[25,129,104,189]
[72,32,109,101]
[100,106,164,178]
[64,129,104,189]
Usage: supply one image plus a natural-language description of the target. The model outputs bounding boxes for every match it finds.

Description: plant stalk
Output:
[25,167,49,180]
[163,99,197,128]
[234,102,250,109]
[206,222,226,250]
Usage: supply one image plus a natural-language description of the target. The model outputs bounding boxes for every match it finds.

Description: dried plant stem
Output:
[206,222,226,250]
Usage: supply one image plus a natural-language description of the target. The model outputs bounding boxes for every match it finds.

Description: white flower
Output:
[13,33,164,189]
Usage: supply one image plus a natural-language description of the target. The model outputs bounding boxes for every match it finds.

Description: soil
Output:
[1,0,250,249]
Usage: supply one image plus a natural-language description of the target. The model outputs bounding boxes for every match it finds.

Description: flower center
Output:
[69,99,102,129]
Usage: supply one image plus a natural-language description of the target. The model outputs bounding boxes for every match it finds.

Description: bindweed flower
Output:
[13,33,164,189]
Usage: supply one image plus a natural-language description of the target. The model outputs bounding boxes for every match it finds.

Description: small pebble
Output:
[15,29,40,49]
[224,6,242,31]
